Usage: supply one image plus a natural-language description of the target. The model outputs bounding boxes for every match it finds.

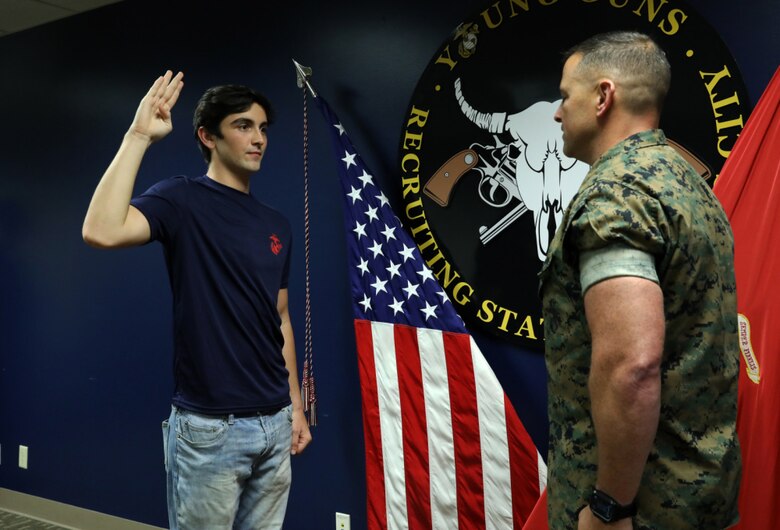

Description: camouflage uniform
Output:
[539,130,741,529]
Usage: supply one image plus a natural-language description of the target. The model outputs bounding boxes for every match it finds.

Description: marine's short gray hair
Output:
[565,31,671,114]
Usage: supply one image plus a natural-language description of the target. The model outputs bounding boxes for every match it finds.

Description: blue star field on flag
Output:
[316,97,467,333]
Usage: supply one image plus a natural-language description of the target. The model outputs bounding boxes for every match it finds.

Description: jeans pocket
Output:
[162,419,170,471]
[175,411,228,447]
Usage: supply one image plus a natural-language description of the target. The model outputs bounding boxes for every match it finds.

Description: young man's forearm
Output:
[82,132,150,247]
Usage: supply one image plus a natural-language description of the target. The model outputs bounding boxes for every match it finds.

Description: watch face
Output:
[596,502,614,520]
[590,490,617,522]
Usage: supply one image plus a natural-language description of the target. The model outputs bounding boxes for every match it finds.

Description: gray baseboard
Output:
[0,488,165,530]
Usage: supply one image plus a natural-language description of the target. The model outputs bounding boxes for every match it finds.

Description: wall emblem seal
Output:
[399,0,750,351]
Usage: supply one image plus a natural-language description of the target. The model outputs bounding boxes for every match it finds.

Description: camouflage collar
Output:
[591,129,668,171]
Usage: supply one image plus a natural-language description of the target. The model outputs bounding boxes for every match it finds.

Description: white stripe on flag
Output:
[471,336,513,530]
[372,322,409,530]
[417,327,459,530]
[538,451,548,493]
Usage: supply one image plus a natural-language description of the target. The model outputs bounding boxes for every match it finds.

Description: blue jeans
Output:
[162,405,293,530]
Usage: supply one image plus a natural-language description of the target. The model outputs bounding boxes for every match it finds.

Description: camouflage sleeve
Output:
[569,181,667,256]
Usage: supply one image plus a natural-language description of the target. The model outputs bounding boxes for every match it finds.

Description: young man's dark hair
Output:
[193,85,276,162]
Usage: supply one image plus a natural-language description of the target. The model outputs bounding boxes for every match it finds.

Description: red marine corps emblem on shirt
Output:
[269,234,283,255]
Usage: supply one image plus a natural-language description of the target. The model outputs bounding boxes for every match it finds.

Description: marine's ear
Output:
[596,79,616,117]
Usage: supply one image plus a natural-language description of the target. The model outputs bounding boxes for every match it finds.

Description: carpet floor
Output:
[0,509,72,529]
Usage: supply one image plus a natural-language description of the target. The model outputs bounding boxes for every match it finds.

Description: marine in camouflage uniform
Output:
[539,128,741,529]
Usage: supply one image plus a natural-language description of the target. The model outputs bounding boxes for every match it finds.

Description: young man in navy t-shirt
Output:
[83,71,312,530]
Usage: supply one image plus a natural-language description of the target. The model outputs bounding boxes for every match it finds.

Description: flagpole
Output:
[294,58,317,426]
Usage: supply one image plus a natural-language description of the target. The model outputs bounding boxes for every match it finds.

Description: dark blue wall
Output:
[0,0,776,528]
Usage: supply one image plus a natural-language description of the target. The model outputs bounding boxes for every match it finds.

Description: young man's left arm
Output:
[277,288,312,455]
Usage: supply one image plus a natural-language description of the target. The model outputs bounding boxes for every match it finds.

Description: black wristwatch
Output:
[588,488,637,523]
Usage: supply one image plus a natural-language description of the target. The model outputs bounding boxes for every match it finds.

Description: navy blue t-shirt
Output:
[131,175,292,415]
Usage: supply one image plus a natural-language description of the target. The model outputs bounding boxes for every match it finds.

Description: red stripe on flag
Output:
[394,324,432,530]
[354,319,388,530]
[443,331,485,527]
[505,395,543,528]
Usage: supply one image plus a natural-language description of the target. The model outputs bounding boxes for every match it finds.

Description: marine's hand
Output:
[578,507,633,530]
[128,70,184,144]
[290,408,312,455]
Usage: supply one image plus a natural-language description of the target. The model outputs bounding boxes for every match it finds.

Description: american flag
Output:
[314,96,547,529]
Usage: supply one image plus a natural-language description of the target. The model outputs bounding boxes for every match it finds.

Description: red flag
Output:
[713,66,780,529]
[521,488,548,530]
[315,95,547,529]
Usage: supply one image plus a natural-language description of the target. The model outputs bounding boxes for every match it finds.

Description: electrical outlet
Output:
[19,445,28,469]
[335,512,350,530]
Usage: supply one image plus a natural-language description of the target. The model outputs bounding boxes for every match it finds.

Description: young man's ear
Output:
[197,127,216,150]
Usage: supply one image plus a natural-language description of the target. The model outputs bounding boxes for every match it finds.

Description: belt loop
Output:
[227,413,236,425]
